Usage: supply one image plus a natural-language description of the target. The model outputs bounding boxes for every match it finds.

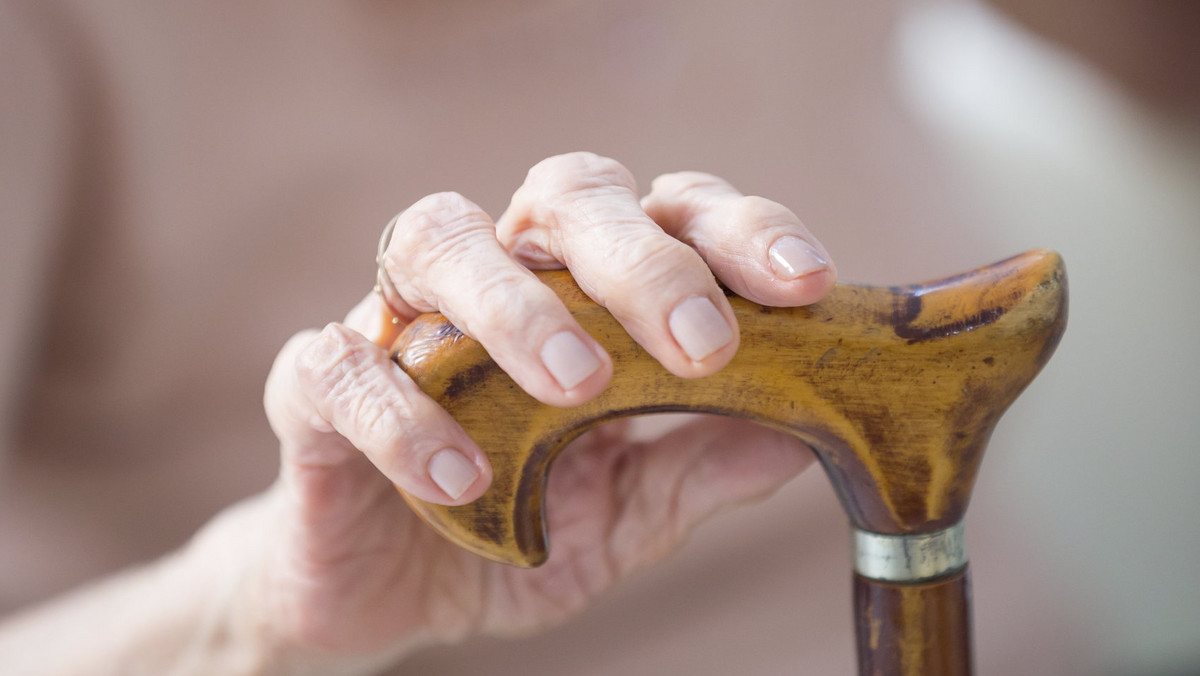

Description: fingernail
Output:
[768,236,829,280]
[541,331,602,390]
[429,448,480,500]
[669,296,735,362]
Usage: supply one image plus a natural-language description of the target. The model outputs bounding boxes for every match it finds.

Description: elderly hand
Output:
[243,152,835,669]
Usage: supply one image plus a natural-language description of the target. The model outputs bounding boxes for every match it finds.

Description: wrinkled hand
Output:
[255,153,836,660]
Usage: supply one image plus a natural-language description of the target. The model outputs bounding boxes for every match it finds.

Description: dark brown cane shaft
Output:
[854,568,973,676]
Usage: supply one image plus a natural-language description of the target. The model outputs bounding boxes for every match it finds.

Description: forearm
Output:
[0,492,410,676]
[0,552,247,675]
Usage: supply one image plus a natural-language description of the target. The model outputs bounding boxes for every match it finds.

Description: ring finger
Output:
[377,191,613,408]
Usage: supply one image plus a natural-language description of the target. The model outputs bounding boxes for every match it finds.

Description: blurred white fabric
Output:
[896,2,1200,672]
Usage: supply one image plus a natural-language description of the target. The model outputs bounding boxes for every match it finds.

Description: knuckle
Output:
[527,152,637,202]
[294,325,363,398]
[459,271,538,337]
[611,235,706,294]
[727,195,797,229]
[412,190,473,215]
[344,379,412,446]
[651,171,726,203]
[395,192,489,250]
[295,326,416,439]
[295,326,372,400]
[644,174,744,242]
[388,193,495,291]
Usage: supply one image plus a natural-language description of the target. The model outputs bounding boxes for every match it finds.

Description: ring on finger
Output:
[375,213,406,324]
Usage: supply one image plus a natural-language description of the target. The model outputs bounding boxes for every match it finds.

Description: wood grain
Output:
[389,249,1067,567]
[854,569,973,675]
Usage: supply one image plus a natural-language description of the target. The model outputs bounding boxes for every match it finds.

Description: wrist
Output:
[169,492,283,675]
[0,493,313,676]
[177,487,415,676]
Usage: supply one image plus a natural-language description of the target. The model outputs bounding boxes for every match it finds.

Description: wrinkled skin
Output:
[248,152,835,662]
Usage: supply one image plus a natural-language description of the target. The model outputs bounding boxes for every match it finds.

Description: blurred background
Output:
[2,0,1197,673]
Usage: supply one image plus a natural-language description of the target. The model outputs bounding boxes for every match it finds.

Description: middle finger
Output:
[497,152,739,378]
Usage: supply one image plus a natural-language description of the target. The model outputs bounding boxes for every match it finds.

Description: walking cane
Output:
[387,249,1068,675]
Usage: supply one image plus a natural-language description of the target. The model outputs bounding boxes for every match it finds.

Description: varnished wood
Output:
[389,249,1067,565]
[854,569,973,676]
[388,249,1067,674]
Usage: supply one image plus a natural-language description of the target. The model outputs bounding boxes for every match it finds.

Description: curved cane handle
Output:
[389,250,1067,567]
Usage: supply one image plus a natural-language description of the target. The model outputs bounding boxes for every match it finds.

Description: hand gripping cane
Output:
[387,249,1068,675]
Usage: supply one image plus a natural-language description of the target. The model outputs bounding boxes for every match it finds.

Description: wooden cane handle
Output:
[388,249,1067,567]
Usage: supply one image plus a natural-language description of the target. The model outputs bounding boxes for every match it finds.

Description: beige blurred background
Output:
[1,0,1197,673]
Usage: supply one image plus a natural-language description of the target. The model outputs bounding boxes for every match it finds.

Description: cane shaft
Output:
[854,568,973,676]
